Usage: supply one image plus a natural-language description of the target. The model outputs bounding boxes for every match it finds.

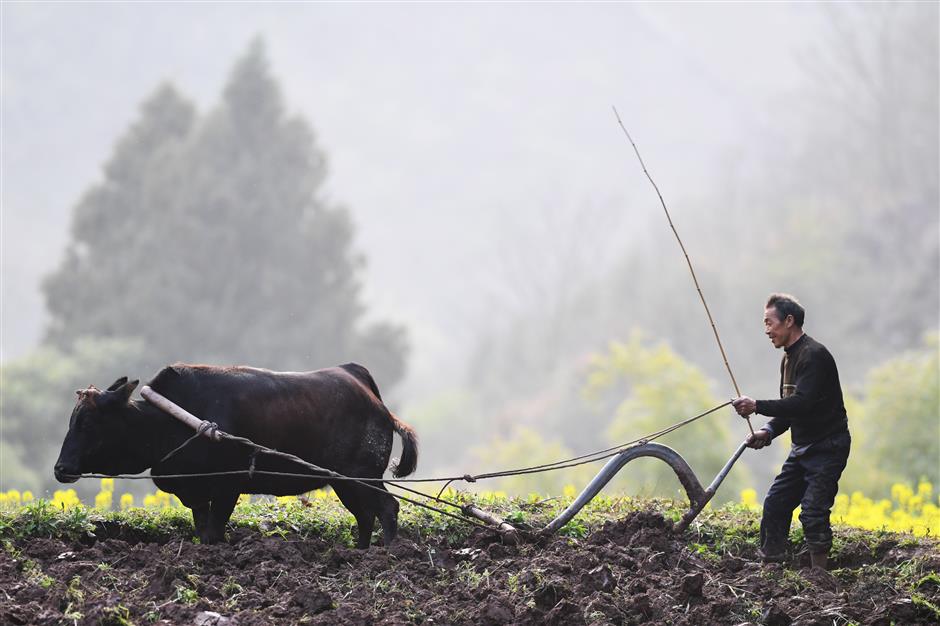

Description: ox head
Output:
[53,377,139,483]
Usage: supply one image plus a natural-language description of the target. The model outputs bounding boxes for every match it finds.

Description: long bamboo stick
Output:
[612,107,754,436]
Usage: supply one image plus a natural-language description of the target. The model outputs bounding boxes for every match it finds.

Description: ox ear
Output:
[117,379,140,403]
[106,377,129,392]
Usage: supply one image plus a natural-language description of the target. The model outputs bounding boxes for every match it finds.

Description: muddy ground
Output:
[2,511,938,625]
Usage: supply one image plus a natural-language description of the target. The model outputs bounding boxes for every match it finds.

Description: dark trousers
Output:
[760,431,851,554]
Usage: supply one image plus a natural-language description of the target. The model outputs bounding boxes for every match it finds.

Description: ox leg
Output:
[191,503,211,540]
[202,492,239,544]
[175,494,211,542]
[333,483,376,549]
[376,484,400,546]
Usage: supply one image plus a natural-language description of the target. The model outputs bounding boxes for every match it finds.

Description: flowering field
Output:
[3,479,937,537]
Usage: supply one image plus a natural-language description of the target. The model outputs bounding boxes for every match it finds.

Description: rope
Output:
[430,401,727,499]
[66,400,731,489]
[135,400,730,487]
[140,406,506,531]
[158,421,219,464]
[73,469,498,533]
[467,401,731,480]
[62,399,732,535]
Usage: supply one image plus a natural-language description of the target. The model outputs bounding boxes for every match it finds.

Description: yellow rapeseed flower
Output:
[52,489,82,509]
[154,490,173,508]
[5,490,21,506]
[917,480,933,501]
[740,488,760,510]
[743,482,938,537]
[95,491,113,510]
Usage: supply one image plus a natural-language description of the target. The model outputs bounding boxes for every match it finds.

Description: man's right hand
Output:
[732,396,757,417]
[746,429,772,449]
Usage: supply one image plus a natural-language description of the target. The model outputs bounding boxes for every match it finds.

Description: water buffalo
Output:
[54,362,418,548]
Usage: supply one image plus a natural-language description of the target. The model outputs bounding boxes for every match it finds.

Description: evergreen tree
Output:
[42,40,408,386]
[43,83,195,353]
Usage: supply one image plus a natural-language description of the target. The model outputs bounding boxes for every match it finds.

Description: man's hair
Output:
[766,293,805,327]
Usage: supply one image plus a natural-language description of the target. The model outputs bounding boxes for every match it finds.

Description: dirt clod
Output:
[193,611,234,626]
[580,563,616,593]
[762,601,793,626]
[680,571,704,597]
[545,599,585,625]
[290,588,333,614]
[480,595,515,625]
[533,579,567,611]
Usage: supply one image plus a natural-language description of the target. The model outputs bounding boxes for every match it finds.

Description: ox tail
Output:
[389,412,419,478]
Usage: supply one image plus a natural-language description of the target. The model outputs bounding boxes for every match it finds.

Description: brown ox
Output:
[54,362,418,548]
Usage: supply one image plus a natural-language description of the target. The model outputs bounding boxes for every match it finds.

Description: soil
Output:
[2,510,938,625]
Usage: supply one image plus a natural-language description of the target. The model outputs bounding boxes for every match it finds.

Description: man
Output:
[732,293,851,570]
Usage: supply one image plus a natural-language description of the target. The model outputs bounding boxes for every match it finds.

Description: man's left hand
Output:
[732,396,757,417]
[745,429,772,449]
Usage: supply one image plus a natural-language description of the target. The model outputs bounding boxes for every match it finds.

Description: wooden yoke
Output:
[140,385,222,442]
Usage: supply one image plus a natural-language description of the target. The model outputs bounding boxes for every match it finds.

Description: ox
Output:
[54,362,418,548]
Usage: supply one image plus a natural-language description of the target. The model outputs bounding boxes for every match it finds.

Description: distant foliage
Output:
[0,337,146,494]
[465,3,937,434]
[844,334,939,493]
[470,426,595,496]
[41,39,407,385]
[582,333,751,502]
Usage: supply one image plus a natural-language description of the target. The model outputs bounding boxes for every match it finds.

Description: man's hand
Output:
[732,396,757,417]
[745,429,772,449]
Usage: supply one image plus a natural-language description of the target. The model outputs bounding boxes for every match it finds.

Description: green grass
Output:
[0,491,682,547]
[100,604,135,626]
[2,492,937,565]
[3,492,937,625]
[0,499,95,541]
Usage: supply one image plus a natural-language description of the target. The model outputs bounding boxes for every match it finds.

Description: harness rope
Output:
[65,400,732,531]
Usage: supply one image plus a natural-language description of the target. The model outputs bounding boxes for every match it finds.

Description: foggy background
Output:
[2,3,937,503]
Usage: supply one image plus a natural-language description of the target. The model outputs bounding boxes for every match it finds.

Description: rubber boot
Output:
[810,551,828,570]
[759,546,787,563]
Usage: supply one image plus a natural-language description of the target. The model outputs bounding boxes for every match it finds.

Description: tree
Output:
[843,334,939,494]
[42,83,195,354]
[42,40,407,386]
[582,332,752,502]
[780,3,939,367]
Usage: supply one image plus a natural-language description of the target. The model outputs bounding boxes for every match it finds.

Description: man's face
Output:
[764,306,794,349]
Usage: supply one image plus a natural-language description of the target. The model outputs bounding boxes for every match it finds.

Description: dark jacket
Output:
[755,334,849,446]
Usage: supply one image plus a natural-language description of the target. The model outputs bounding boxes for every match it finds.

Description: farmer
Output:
[732,293,850,570]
